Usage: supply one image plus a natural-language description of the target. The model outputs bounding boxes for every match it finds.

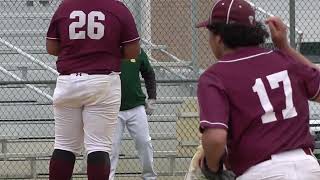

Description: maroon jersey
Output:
[197,47,320,176]
[46,0,139,74]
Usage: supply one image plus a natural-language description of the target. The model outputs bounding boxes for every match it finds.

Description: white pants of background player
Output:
[53,73,121,155]
[237,148,320,180]
[109,105,157,180]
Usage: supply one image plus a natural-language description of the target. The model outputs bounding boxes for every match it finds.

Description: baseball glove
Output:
[201,158,235,180]
[184,145,235,180]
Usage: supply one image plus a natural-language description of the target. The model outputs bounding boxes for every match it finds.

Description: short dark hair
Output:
[207,22,270,49]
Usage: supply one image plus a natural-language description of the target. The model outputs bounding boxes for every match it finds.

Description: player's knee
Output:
[136,139,153,150]
[51,149,76,162]
[87,151,110,166]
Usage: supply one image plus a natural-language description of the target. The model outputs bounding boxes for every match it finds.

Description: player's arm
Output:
[201,128,227,172]
[315,95,320,103]
[118,1,141,59]
[281,47,319,70]
[46,7,61,56]
[283,45,320,104]
[122,41,140,59]
[267,17,320,103]
[140,49,156,99]
[46,39,60,56]
[266,16,319,70]
[139,49,157,115]
[197,73,229,172]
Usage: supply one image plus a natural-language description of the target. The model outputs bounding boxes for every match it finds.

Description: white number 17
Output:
[252,70,297,124]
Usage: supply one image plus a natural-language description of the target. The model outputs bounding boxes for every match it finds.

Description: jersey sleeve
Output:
[140,49,152,73]
[284,52,320,100]
[298,64,320,100]
[140,49,157,99]
[197,72,229,132]
[46,6,62,40]
[118,3,140,44]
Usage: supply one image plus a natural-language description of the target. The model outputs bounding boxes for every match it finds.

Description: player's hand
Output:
[265,16,290,50]
[200,158,236,180]
[145,99,156,115]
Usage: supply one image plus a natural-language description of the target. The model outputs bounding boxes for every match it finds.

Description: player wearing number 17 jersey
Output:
[46,0,140,179]
[196,0,320,179]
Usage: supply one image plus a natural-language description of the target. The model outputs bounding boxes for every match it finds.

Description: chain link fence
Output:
[0,0,319,179]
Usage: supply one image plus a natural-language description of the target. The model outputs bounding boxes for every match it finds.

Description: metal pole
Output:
[0,66,53,101]
[191,0,199,74]
[0,38,58,75]
[289,0,296,49]
[141,0,152,56]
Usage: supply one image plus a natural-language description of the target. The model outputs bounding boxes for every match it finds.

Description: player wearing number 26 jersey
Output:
[196,0,320,179]
[47,0,140,74]
[46,0,140,179]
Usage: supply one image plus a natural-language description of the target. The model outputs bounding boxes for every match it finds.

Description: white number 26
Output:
[252,70,298,124]
[69,11,105,40]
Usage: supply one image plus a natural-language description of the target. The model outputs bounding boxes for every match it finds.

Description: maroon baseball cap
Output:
[196,0,256,28]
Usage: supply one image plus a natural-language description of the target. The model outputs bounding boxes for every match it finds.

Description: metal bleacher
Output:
[0,0,199,179]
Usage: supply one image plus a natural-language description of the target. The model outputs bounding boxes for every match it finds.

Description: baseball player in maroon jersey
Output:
[196,0,320,179]
[46,0,140,179]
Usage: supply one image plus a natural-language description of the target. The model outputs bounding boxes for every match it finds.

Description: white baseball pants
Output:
[237,148,320,180]
[53,73,121,155]
[109,105,157,180]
